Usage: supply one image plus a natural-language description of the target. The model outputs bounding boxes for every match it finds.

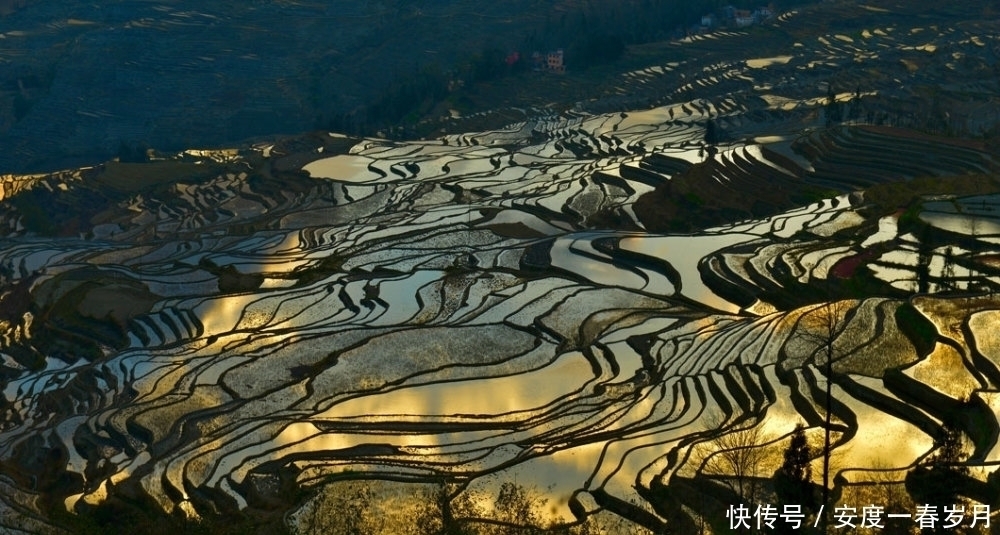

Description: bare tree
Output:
[789,300,856,531]
[695,412,778,505]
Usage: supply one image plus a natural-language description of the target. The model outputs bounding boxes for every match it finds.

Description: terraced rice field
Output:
[2,1,1000,533]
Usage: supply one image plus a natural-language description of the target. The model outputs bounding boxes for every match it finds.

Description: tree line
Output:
[322,0,817,138]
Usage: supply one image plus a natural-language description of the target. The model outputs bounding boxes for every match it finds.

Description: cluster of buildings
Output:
[530,49,565,74]
[700,4,775,31]
[519,3,779,73]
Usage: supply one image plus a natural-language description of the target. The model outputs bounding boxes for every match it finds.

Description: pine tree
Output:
[825,83,842,125]
[773,424,816,534]
[704,118,719,145]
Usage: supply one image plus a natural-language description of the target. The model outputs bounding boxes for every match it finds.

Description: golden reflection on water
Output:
[978,392,1000,463]
[836,402,933,479]
[316,351,594,420]
[195,293,259,336]
[970,310,1000,363]
[46,248,1000,528]
[746,55,794,68]
[618,234,758,313]
[906,342,980,400]
[275,421,443,451]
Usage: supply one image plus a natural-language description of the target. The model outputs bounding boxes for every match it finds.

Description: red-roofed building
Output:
[547,49,565,73]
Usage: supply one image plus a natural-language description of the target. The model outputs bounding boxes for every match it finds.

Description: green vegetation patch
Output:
[862,173,1000,218]
[94,161,223,193]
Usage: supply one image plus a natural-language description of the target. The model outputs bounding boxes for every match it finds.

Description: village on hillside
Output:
[528,3,779,75]
[696,3,777,34]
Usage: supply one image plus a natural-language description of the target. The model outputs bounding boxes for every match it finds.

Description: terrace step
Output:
[128,307,203,347]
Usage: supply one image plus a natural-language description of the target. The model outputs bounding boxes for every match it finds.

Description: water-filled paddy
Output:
[3,4,1000,531]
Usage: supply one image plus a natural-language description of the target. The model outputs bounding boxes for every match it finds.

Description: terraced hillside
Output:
[0,0,593,173]
[2,1,1000,534]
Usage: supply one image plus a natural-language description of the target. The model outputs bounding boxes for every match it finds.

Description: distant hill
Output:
[0,0,812,174]
[0,1,545,172]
